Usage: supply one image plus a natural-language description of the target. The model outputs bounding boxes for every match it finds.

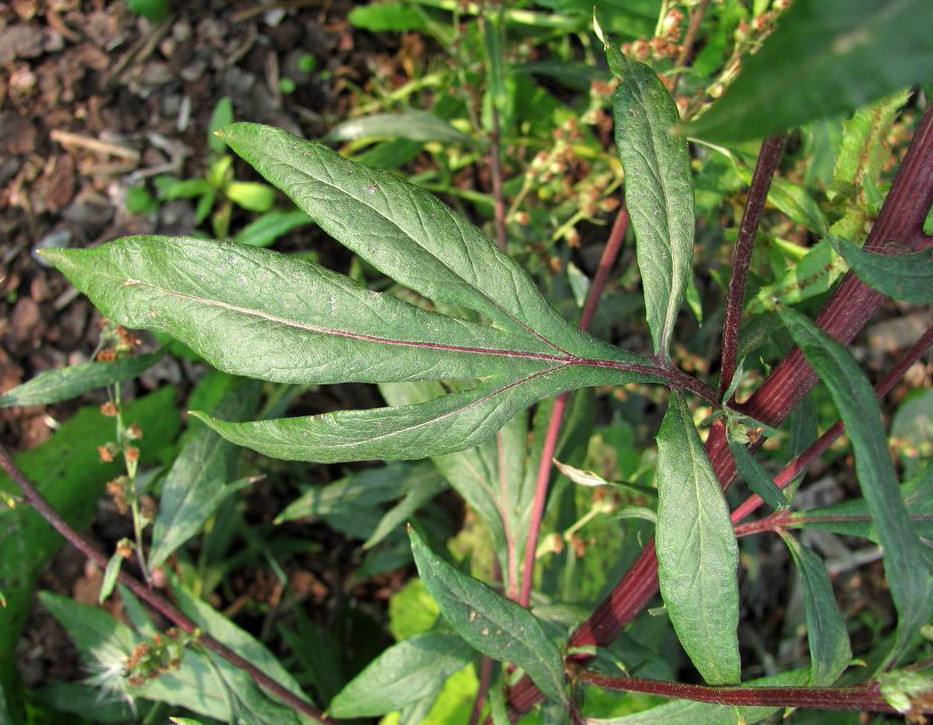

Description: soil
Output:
[0,0,421,712]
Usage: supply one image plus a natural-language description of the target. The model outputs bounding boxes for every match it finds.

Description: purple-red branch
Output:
[578,672,896,713]
[508,99,933,720]
[518,205,631,607]
[719,134,785,400]
[0,443,333,725]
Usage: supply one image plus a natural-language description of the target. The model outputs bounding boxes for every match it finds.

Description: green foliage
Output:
[8,1,933,722]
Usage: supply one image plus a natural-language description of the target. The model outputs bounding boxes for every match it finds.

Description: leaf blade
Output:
[780,306,933,666]
[655,393,740,685]
[217,122,606,357]
[328,633,472,717]
[778,532,852,685]
[194,364,659,463]
[0,351,163,408]
[610,53,694,358]
[686,0,933,142]
[408,528,568,705]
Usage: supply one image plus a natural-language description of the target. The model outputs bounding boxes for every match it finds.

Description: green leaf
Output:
[216,123,607,354]
[149,375,260,568]
[326,111,473,145]
[834,237,933,304]
[0,351,163,407]
[728,441,786,510]
[748,239,845,314]
[780,306,933,666]
[364,471,447,549]
[328,633,472,717]
[208,98,234,154]
[99,549,125,604]
[193,364,633,462]
[655,393,740,685]
[791,463,933,541]
[609,52,694,358]
[408,528,568,705]
[232,209,311,247]
[348,2,427,32]
[778,532,851,685]
[170,576,315,709]
[686,0,933,142]
[225,181,276,212]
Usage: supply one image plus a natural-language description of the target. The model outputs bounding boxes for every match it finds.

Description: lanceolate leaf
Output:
[655,393,740,685]
[835,238,933,304]
[325,110,473,145]
[686,0,933,143]
[43,222,661,461]
[728,441,786,510]
[780,307,933,666]
[328,633,472,717]
[193,364,632,462]
[0,351,163,408]
[149,375,261,568]
[408,528,568,705]
[609,52,694,359]
[216,122,603,356]
[778,532,851,685]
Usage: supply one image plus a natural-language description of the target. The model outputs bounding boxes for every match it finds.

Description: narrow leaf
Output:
[728,441,786,510]
[326,110,472,145]
[0,351,163,407]
[328,633,472,717]
[232,209,311,248]
[835,237,933,304]
[686,0,933,142]
[778,531,851,685]
[408,528,568,705]
[149,375,260,568]
[655,393,740,685]
[216,123,604,356]
[780,306,933,665]
[609,52,694,358]
[193,364,650,462]
[99,549,124,604]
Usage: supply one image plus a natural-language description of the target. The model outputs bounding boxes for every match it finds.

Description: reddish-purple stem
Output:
[719,134,785,400]
[578,672,896,713]
[518,206,630,607]
[509,98,933,720]
[731,321,933,524]
[0,444,333,725]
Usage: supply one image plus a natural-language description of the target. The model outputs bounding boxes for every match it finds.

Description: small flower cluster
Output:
[622,7,685,64]
[123,628,194,688]
[95,320,141,362]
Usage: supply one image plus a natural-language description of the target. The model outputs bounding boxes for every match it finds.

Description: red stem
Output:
[518,205,630,607]
[509,96,933,719]
[0,443,333,725]
[719,134,785,400]
[578,672,896,713]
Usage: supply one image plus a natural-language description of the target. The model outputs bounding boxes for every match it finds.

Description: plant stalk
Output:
[518,204,630,607]
[719,134,785,400]
[0,443,333,725]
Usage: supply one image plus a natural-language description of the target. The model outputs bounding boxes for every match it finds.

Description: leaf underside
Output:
[43,123,664,462]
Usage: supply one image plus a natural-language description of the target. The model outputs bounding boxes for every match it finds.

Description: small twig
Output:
[718,135,785,400]
[518,205,630,606]
[578,672,896,713]
[50,130,141,161]
[0,444,333,725]
[489,105,508,250]
[671,0,712,94]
